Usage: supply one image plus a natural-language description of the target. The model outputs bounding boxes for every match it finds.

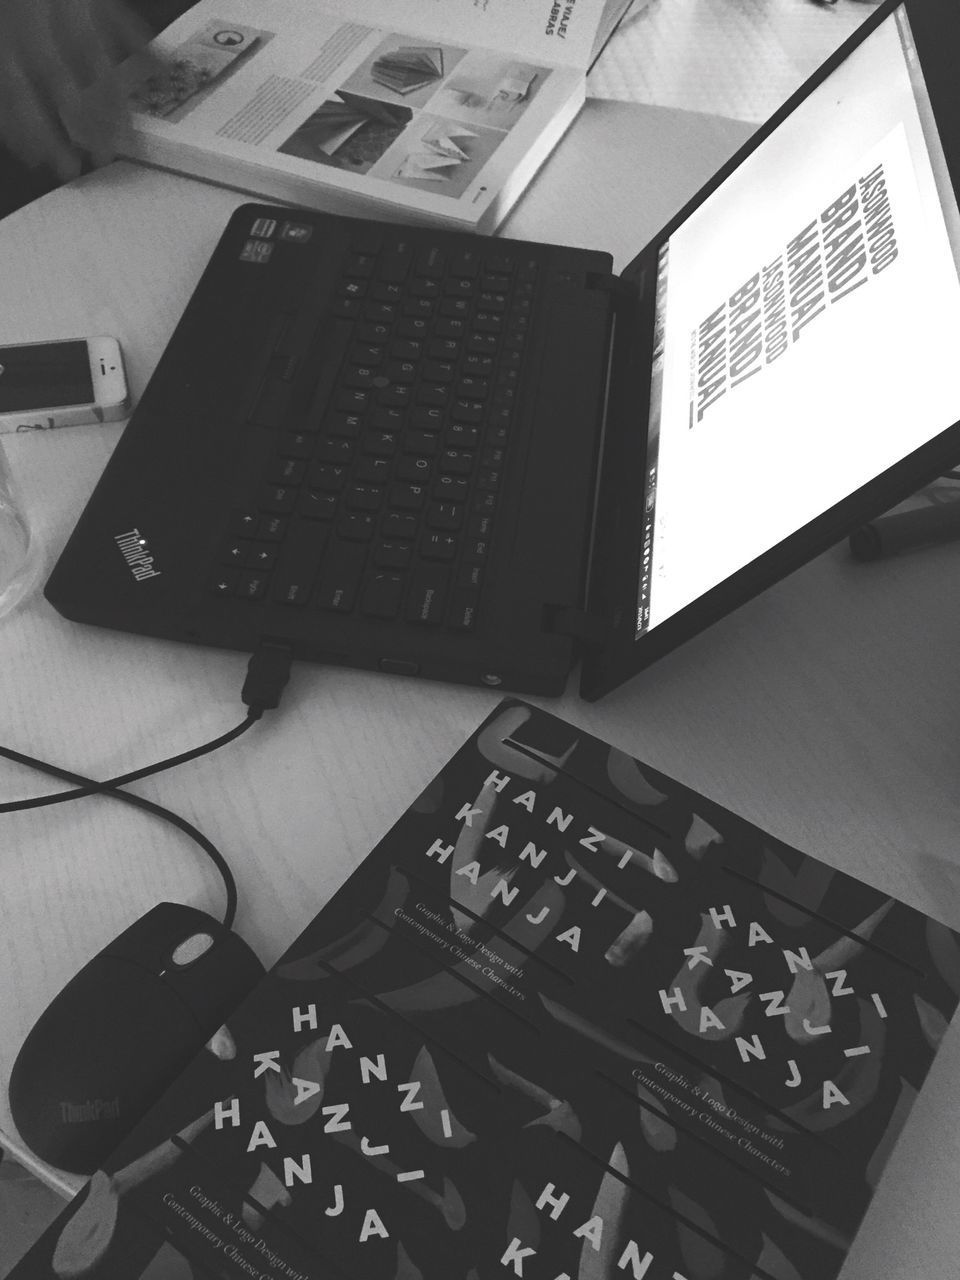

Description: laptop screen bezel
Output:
[580,0,960,701]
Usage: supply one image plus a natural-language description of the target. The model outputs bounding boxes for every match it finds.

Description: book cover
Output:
[10,699,959,1279]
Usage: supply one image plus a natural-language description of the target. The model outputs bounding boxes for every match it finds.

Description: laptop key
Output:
[324,412,362,439]
[298,490,337,520]
[377,384,412,408]
[208,568,239,597]
[258,515,286,541]
[463,538,490,564]
[273,521,328,605]
[391,339,423,360]
[467,334,498,355]
[374,540,412,569]
[435,318,466,339]
[356,322,390,343]
[267,457,306,485]
[219,538,244,564]
[462,353,494,375]
[427,502,463,532]
[316,438,355,464]
[403,430,439,455]
[229,511,258,536]
[349,343,383,365]
[386,359,417,384]
[448,587,479,630]
[360,572,404,619]
[246,543,277,571]
[456,562,483,589]
[382,513,417,539]
[486,253,515,274]
[439,449,474,476]
[239,572,269,601]
[339,513,375,540]
[346,485,383,512]
[405,565,448,624]
[332,297,361,320]
[396,457,432,482]
[434,475,469,501]
[380,242,413,282]
[450,248,480,278]
[409,407,444,431]
[397,317,429,340]
[363,431,398,457]
[417,384,448,407]
[316,540,367,612]
[336,389,369,413]
[259,484,298,514]
[355,457,391,484]
[345,253,376,278]
[416,245,445,277]
[278,431,313,458]
[421,533,457,561]
[388,485,425,513]
[445,425,478,449]
[370,408,404,432]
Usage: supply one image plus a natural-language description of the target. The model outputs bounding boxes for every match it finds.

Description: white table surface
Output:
[1,98,959,1280]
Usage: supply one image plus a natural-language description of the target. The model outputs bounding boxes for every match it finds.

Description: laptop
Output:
[45,0,960,701]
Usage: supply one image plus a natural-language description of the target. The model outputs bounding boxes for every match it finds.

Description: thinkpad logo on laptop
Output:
[114,528,162,581]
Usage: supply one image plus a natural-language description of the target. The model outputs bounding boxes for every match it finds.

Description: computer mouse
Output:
[8,902,264,1175]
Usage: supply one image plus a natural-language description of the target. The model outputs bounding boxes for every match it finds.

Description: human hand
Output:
[0,0,153,181]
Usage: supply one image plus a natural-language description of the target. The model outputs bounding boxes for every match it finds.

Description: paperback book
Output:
[115,0,636,232]
[10,700,960,1279]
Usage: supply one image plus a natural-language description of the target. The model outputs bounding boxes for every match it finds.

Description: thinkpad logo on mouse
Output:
[59,1097,121,1124]
[114,528,162,581]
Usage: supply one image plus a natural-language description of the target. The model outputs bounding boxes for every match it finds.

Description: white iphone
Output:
[0,336,130,434]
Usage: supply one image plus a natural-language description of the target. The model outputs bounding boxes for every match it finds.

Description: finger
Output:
[60,54,126,163]
[55,1,155,162]
[58,88,116,168]
[0,57,83,180]
[51,9,126,162]
[91,0,155,64]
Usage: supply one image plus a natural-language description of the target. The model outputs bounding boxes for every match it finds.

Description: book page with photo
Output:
[116,0,627,230]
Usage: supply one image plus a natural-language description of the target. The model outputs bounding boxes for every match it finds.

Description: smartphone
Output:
[0,337,130,434]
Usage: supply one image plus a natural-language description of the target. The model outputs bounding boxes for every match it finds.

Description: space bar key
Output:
[300,318,354,425]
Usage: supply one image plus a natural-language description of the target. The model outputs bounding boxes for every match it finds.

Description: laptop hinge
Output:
[542,605,613,644]
[586,272,638,311]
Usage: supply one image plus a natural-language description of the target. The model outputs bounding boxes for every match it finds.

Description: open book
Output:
[118,0,636,232]
[9,699,960,1280]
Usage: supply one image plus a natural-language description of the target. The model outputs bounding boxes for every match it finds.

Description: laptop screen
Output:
[635,4,960,638]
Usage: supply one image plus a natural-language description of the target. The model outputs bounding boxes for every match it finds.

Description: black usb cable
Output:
[0,644,293,930]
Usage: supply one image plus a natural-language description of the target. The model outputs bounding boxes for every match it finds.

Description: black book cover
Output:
[11,700,960,1280]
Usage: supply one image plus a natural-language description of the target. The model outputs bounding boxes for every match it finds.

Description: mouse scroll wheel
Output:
[171,932,215,968]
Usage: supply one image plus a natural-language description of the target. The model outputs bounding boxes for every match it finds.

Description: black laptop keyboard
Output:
[211,227,539,632]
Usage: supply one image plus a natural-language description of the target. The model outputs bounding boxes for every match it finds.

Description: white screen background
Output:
[643,11,960,633]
